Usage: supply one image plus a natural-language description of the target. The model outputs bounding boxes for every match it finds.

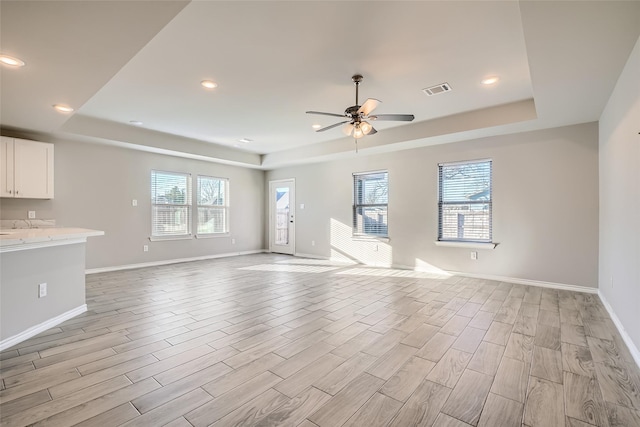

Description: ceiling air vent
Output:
[422,83,452,96]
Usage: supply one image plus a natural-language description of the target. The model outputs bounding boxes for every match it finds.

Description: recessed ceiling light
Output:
[201,80,218,89]
[481,77,499,85]
[238,138,253,143]
[312,124,322,129]
[129,120,143,126]
[0,55,25,67]
[52,104,74,113]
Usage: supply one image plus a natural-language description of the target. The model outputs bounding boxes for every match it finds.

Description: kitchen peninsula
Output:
[0,227,104,350]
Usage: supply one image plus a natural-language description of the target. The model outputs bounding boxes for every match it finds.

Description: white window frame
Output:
[438,159,492,245]
[353,170,389,238]
[150,170,192,240]
[196,175,230,237]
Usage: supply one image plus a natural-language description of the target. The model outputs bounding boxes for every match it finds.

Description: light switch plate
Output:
[38,283,47,298]
[28,211,36,219]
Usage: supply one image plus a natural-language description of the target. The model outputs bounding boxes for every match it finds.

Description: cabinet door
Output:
[14,139,54,199]
[0,137,15,197]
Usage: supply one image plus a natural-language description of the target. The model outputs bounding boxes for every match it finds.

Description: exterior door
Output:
[269,179,295,255]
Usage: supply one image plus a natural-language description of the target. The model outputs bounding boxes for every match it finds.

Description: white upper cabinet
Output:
[1,136,54,199]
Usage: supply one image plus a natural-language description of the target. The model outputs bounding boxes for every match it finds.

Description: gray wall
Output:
[0,138,265,269]
[266,122,599,288]
[599,36,640,353]
[1,243,85,341]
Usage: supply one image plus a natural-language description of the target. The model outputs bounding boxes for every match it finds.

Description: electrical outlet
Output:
[28,211,36,219]
[471,251,478,260]
[311,240,315,246]
[231,238,236,245]
[38,283,47,298]
[132,199,138,207]
[610,276,614,288]
[143,245,149,252]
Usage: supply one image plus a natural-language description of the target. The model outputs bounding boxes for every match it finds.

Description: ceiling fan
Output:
[306,74,415,142]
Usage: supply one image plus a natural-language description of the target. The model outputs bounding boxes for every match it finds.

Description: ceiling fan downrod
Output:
[352,74,363,108]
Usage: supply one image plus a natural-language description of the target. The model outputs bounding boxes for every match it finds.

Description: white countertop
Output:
[0,227,104,250]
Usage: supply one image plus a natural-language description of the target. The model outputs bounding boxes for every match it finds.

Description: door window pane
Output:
[275,187,289,245]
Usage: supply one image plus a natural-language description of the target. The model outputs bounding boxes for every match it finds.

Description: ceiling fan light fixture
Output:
[353,125,364,139]
[311,124,322,129]
[360,121,373,135]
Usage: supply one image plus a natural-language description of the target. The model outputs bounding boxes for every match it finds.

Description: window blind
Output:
[438,160,492,242]
[197,175,229,234]
[151,170,192,237]
[353,171,389,236]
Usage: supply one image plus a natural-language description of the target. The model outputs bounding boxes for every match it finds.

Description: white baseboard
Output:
[597,291,640,370]
[333,260,598,294]
[392,263,450,276]
[295,252,332,260]
[86,250,267,274]
[0,304,87,352]
[445,270,599,294]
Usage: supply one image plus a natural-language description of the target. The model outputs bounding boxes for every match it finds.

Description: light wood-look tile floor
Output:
[2,254,640,427]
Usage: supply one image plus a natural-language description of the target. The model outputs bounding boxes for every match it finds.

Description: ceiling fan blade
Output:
[369,114,415,121]
[358,98,381,116]
[367,126,377,135]
[343,123,354,136]
[316,121,349,132]
[306,111,347,118]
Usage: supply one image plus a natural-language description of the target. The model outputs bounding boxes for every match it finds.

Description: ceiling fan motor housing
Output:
[345,105,361,120]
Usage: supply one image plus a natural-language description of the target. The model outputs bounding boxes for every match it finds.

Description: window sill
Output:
[195,233,230,239]
[352,235,390,243]
[149,235,193,242]
[434,241,497,249]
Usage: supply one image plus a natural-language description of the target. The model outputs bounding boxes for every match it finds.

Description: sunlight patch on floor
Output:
[275,258,355,267]
[336,267,448,279]
[239,264,342,273]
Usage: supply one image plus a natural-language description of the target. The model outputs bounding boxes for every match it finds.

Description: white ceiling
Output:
[1,1,639,169]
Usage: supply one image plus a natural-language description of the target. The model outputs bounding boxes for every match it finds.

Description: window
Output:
[353,171,388,236]
[438,159,492,242]
[151,170,192,238]
[197,175,229,235]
